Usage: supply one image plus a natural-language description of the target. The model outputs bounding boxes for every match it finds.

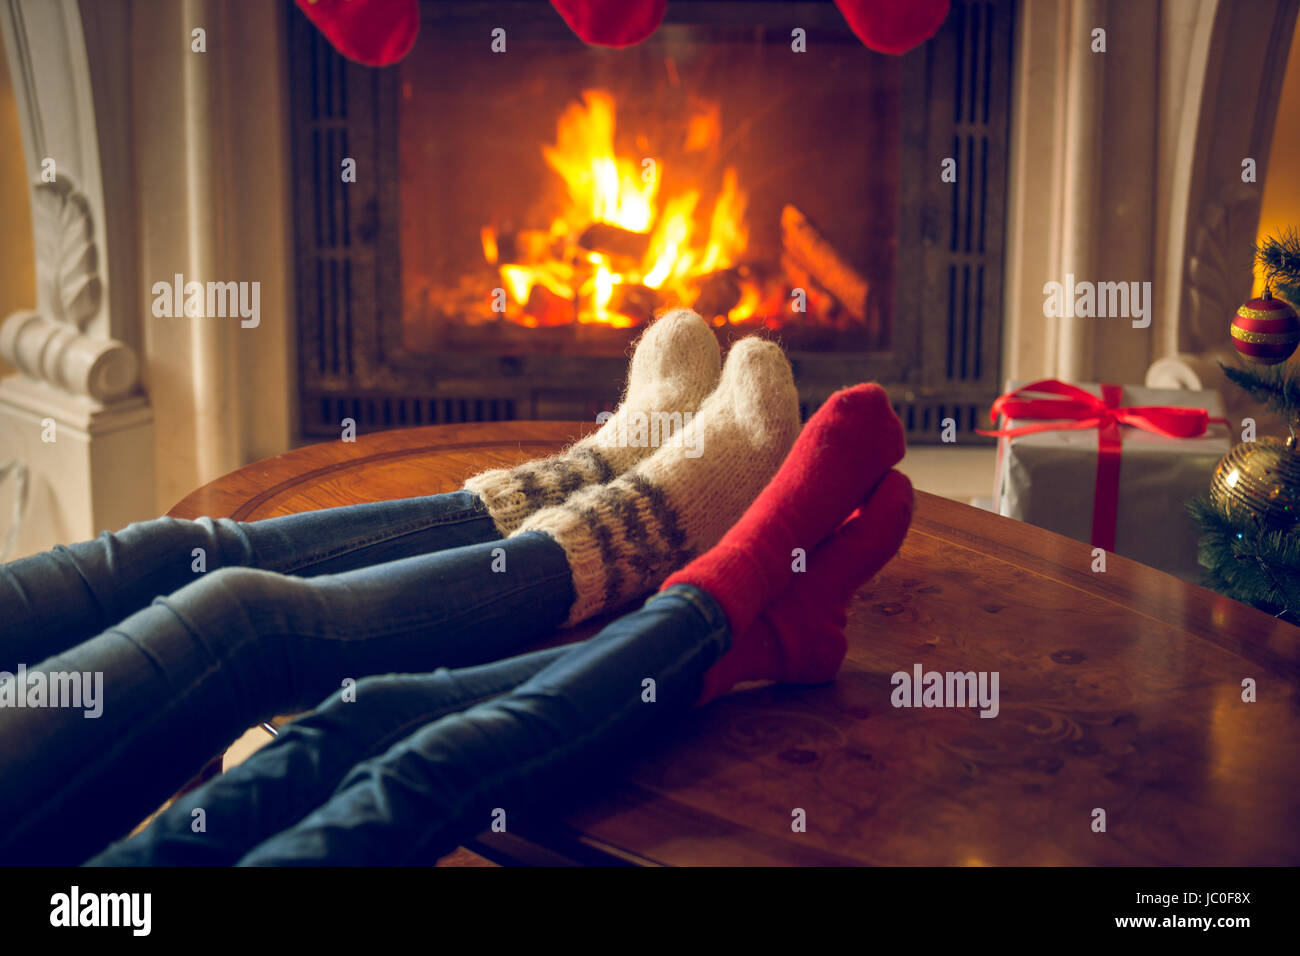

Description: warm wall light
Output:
[0,36,36,378]
[1254,19,1300,298]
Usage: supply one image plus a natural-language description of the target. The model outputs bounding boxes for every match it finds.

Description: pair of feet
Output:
[466,308,913,703]
[665,385,914,705]
[467,309,805,626]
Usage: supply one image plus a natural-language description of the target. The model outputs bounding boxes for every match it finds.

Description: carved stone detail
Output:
[31,176,102,331]
[0,310,139,402]
[0,459,29,562]
[2,172,139,401]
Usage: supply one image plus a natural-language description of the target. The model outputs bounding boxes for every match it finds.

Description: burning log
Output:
[524,284,573,327]
[576,222,652,262]
[494,227,561,265]
[780,205,869,322]
[780,254,840,323]
[607,282,659,324]
[693,269,742,321]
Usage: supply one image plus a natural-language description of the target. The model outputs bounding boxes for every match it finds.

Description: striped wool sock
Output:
[516,336,801,626]
[464,309,721,535]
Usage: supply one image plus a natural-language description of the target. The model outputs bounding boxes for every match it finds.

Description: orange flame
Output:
[486,89,751,327]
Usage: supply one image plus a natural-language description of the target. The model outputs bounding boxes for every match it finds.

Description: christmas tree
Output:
[1190,230,1300,619]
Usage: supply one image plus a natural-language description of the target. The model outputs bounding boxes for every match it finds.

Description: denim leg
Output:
[0,491,498,669]
[87,644,573,866]
[0,531,573,866]
[237,585,730,866]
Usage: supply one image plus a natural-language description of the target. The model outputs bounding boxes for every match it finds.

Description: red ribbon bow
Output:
[977,379,1228,551]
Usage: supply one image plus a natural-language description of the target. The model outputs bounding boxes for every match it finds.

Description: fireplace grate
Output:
[796,396,989,444]
[895,399,989,442]
[303,395,518,437]
[302,391,984,444]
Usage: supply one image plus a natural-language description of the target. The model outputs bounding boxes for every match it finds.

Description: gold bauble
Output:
[1209,436,1300,529]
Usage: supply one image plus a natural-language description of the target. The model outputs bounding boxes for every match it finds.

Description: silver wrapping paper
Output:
[993,381,1231,582]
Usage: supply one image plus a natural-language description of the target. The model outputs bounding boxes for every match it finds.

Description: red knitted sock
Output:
[832,0,950,54]
[549,0,666,47]
[695,470,913,706]
[295,0,419,67]
[660,383,904,639]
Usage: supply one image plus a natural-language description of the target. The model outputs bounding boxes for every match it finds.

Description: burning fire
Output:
[480,90,761,329]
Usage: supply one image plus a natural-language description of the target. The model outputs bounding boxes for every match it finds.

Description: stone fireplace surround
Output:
[0,0,1296,558]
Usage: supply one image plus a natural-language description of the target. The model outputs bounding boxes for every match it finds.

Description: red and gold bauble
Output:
[1230,291,1300,365]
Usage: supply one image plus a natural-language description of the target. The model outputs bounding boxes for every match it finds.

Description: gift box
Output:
[988,380,1231,582]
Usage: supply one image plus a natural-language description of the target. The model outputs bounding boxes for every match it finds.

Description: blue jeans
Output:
[0,493,578,865]
[0,492,501,670]
[88,585,730,866]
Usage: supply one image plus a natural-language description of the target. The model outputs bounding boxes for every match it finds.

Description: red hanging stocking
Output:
[832,0,950,54]
[294,0,419,67]
[548,0,666,48]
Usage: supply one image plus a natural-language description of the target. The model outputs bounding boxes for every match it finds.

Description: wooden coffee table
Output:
[169,421,1300,866]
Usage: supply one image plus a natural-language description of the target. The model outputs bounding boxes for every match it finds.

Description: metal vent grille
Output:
[947,0,995,384]
[938,0,1008,389]
[302,395,518,438]
[799,397,995,445]
[294,14,359,390]
[897,400,990,442]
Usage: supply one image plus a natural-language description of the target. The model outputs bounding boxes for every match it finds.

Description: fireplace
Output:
[289,0,1014,441]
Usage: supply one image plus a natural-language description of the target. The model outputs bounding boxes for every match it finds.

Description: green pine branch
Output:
[1275,280,1300,307]
[1257,228,1300,292]
[1188,497,1300,618]
[1218,362,1300,423]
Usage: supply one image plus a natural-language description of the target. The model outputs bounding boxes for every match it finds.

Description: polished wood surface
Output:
[170,422,1300,866]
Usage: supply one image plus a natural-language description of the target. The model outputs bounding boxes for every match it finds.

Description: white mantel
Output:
[0,0,294,557]
[0,0,1295,555]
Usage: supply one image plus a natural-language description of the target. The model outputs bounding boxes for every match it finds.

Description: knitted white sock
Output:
[464,309,721,535]
[516,336,801,626]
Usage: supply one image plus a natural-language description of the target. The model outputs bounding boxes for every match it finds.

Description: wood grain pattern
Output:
[169,422,1300,866]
